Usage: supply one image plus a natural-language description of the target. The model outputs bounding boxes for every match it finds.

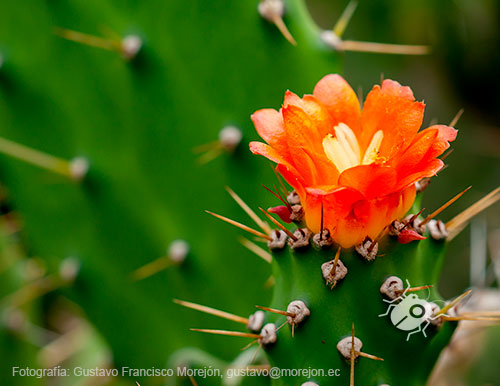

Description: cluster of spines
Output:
[178,172,500,385]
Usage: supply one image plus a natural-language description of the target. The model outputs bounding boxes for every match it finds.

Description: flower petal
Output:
[313,74,361,132]
[361,79,425,158]
[301,186,364,236]
[422,124,457,159]
[249,141,288,165]
[251,109,288,156]
[276,164,306,194]
[282,104,338,184]
[332,187,415,248]
[282,104,321,152]
[249,75,450,249]
[394,128,439,172]
[434,124,458,141]
[283,91,335,140]
[338,164,398,199]
[395,158,444,191]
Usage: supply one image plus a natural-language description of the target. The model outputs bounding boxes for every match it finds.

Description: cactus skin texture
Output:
[264,203,457,385]
[0,0,341,383]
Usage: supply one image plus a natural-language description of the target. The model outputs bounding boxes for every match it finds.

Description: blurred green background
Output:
[0,0,499,385]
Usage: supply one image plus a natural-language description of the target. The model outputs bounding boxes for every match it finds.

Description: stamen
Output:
[323,132,357,173]
[362,130,383,165]
[335,123,361,163]
[323,125,384,173]
[322,136,344,173]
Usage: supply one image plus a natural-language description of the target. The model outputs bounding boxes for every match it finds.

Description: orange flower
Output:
[250,75,457,248]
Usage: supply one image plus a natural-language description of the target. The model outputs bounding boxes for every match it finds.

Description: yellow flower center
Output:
[322,123,384,173]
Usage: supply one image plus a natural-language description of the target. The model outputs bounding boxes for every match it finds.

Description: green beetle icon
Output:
[379,280,440,341]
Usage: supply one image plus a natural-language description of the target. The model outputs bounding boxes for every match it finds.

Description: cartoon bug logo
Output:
[379,280,441,341]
